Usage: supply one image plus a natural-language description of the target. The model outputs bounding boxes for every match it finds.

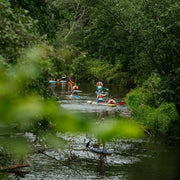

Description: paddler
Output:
[61,74,66,81]
[97,91,103,103]
[108,97,116,104]
[96,80,103,92]
[68,76,73,92]
[72,83,78,95]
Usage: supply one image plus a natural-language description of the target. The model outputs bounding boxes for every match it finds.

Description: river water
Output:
[23,82,180,180]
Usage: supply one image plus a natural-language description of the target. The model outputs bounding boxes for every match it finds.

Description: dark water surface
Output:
[24,82,180,180]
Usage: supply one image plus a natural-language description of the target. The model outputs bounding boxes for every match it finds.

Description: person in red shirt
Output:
[68,76,73,92]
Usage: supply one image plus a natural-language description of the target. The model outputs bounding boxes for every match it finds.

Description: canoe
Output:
[90,147,112,155]
[87,101,107,106]
[107,103,117,107]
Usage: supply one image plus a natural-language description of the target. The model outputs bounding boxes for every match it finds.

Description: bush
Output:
[126,75,179,136]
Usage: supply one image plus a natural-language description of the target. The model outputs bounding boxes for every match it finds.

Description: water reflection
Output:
[93,110,112,179]
[60,81,66,91]
[97,154,105,179]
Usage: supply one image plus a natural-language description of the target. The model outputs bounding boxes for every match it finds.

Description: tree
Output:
[0,0,40,61]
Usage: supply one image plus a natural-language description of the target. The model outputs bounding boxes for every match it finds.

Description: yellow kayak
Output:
[107,103,117,107]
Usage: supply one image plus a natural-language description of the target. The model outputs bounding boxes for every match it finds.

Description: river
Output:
[23,81,180,180]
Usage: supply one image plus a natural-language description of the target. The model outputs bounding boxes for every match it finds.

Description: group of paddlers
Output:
[49,75,79,96]
[96,80,116,105]
[50,76,117,104]
[68,78,117,104]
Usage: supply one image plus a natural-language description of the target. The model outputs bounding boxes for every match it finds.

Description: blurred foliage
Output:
[92,118,144,141]
[0,45,143,177]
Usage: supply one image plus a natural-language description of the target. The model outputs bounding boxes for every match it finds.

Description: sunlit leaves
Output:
[92,118,144,141]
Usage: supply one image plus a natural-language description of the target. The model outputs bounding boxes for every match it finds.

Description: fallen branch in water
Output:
[40,151,84,179]
[141,126,154,137]
[0,163,30,171]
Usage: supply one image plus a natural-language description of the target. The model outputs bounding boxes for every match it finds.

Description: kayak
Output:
[107,103,117,107]
[87,101,107,106]
[60,80,66,83]
[71,95,80,99]
[90,147,112,155]
[49,80,57,83]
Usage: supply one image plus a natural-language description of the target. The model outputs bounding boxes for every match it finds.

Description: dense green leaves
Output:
[126,74,179,135]
[0,1,40,61]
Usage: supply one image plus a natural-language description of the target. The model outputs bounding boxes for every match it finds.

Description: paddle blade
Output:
[119,102,125,105]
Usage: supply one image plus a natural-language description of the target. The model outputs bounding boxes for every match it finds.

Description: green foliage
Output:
[0,45,143,175]
[92,118,144,141]
[126,74,179,135]
[0,46,80,168]
[71,52,91,81]
[88,59,112,80]
[9,0,65,39]
[0,0,40,61]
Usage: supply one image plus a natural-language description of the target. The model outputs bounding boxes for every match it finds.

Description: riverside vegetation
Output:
[0,0,180,178]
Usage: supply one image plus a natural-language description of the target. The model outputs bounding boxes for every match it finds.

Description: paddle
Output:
[119,102,125,105]
[102,87,109,91]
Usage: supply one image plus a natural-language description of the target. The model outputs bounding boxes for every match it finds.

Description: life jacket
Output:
[109,99,115,104]
[98,94,103,98]
[73,86,78,90]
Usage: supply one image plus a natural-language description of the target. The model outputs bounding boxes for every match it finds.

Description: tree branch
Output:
[0,163,30,171]
[40,151,84,178]
[64,3,85,39]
